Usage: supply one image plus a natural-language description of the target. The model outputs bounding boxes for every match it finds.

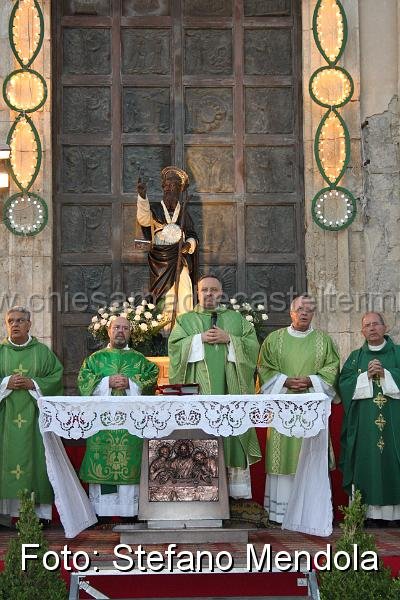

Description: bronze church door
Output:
[53,0,305,392]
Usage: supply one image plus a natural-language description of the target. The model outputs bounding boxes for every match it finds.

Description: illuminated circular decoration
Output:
[315,109,350,186]
[7,114,41,192]
[309,66,353,108]
[3,192,48,237]
[311,187,356,231]
[3,69,47,112]
[313,0,347,66]
[10,0,44,68]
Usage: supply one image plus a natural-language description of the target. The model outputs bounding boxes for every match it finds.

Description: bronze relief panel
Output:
[185,147,234,193]
[244,29,292,76]
[184,30,232,75]
[123,145,172,194]
[185,88,232,135]
[123,88,170,134]
[183,0,232,17]
[62,146,111,193]
[245,147,295,193]
[63,87,111,134]
[190,203,236,262]
[122,29,171,75]
[63,29,111,75]
[244,0,291,16]
[247,264,297,310]
[122,0,170,16]
[63,0,111,15]
[245,87,293,134]
[246,205,296,255]
[61,206,112,254]
[123,265,151,297]
[62,265,112,313]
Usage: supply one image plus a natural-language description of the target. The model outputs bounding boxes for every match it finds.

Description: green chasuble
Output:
[0,337,63,504]
[168,305,261,468]
[78,348,158,486]
[258,328,339,475]
[339,336,400,505]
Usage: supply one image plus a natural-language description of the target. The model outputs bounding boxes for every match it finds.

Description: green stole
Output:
[0,337,63,504]
[259,328,339,474]
[78,348,159,492]
[168,305,261,468]
[339,336,400,504]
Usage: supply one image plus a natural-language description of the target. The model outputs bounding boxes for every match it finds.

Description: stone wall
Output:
[0,0,52,346]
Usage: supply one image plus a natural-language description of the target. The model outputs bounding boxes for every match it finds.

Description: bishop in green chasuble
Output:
[78,316,158,516]
[258,296,339,525]
[168,276,261,498]
[0,308,63,520]
[339,312,400,522]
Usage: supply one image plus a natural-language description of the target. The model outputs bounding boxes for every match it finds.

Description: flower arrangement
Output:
[88,298,169,352]
[223,299,268,338]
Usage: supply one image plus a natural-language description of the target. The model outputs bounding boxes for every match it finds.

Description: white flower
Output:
[144,311,152,319]
[262,313,268,321]
[139,323,148,331]
[91,316,98,323]
[136,306,144,314]
[134,315,141,321]
[157,314,163,321]
[230,298,236,304]
[233,305,240,311]
[100,319,108,326]
[147,303,155,310]
[123,302,129,308]
[220,303,226,308]
[110,306,117,313]
[151,320,158,327]
[103,313,109,319]
[243,302,251,310]
[245,315,253,322]
[257,304,264,310]
[120,312,127,319]
[141,299,147,306]
[98,307,105,315]
[93,323,101,330]
[128,296,134,303]
[108,315,117,323]
[127,308,133,314]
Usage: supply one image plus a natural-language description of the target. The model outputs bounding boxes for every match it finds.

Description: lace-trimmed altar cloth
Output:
[37,393,332,538]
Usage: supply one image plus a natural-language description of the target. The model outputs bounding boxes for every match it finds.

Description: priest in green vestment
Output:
[0,306,63,522]
[168,275,261,498]
[78,316,158,517]
[339,312,400,525]
[258,295,339,525]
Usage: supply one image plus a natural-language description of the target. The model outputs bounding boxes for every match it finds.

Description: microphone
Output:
[211,312,218,328]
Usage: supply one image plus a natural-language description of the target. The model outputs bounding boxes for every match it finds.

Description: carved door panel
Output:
[53,0,304,391]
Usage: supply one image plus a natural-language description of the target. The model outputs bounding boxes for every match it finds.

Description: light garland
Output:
[310,0,355,232]
[2,0,48,236]
[3,192,48,236]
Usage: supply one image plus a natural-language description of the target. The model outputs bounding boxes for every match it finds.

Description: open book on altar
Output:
[156,383,200,395]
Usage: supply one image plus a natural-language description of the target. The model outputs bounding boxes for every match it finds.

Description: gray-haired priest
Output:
[0,306,63,523]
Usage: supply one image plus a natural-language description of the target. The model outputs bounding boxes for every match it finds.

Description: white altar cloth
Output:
[38,393,332,538]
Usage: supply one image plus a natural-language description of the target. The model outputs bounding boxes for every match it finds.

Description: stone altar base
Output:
[113,523,250,544]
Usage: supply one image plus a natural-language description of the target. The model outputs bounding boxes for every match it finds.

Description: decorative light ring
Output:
[3,68,47,112]
[7,113,42,192]
[309,65,353,109]
[314,109,350,187]
[313,0,347,66]
[3,192,48,236]
[9,0,44,69]
[312,187,356,232]
[310,0,355,231]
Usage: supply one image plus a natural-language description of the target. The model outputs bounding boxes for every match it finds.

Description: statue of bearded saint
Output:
[136,166,199,324]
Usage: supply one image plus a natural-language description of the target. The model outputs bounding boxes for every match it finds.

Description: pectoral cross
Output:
[13,363,28,376]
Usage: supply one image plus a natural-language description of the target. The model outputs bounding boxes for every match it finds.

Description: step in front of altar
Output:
[114,523,251,544]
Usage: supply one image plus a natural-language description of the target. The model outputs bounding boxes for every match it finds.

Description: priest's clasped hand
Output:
[284,376,312,392]
[109,374,129,390]
[6,374,35,390]
[201,326,230,345]
[367,359,384,380]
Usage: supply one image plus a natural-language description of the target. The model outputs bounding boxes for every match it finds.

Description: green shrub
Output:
[319,490,400,600]
[0,492,67,600]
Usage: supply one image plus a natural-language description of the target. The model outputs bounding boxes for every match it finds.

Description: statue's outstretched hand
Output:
[137,177,147,199]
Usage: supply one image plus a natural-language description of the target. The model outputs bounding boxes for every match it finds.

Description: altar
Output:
[38,392,332,539]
